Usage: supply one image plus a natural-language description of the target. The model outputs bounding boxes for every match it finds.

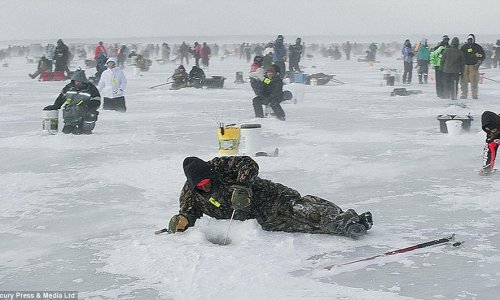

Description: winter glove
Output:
[168,214,189,233]
[230,185,252,210]
[113,88,123,95]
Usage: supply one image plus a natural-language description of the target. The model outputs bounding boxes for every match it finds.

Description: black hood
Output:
[183,157,215,190]
[481,111,500,132]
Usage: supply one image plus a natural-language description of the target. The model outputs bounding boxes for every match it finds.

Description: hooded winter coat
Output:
[460,34,485,65]
[440,37,465,74]
[97,58,127,98]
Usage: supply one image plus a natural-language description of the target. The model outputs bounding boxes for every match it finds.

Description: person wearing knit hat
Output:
[460,34,485,99]
[167,156,373,239]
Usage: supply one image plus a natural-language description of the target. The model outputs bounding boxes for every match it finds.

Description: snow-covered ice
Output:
[1,47,500,300]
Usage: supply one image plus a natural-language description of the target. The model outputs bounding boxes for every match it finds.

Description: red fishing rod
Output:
[324,234,462,270]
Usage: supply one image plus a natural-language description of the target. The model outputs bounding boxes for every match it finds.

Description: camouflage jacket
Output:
[178,156,302,229]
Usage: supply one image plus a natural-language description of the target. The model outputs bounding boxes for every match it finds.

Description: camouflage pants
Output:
[258,193,360,236]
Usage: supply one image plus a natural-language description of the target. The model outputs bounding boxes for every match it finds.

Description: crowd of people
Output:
[3,33,499,239]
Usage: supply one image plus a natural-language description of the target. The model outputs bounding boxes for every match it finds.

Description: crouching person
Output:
[252,65,286,121]
[167,156,373,239]
[43,70,101,134]
[480,111,500,175]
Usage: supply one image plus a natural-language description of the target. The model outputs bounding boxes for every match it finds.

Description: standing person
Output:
[54,39,71,77]
[192,42,202,67]
[161,43,171,62]
[401,39,414,84]
[262,42,274,68]
[201,42,211,69]
[492,40,500,68]
[166,156,373,239]
[288,37,303,72]
[460,34,485,99]
[252,65,286,121]
[480,111,500,175]
[179,42,190,65]
[343,41,352,60]
[94,41,107,60]
[440,37,465,100]
[97,57,127,112]
[117,45,128,69]
[272,35,287,79]
[430,35,450,98]
[29,55,52,79]
[416,38,431,84]
[43,71,101,134]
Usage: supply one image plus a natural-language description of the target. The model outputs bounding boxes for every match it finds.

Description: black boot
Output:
[359,211,373,230]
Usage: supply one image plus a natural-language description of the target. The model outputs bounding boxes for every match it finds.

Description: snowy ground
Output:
[1,50,500,300]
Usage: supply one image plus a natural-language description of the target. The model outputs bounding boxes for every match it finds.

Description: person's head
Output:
[442,35,450,46]
[99,41,103,45]
[253,55,263,65]
[106,57,117,69]
[70,70,89,88]
[178,65,185,72]
[57,39,63,45]
[296,37,302,45]
[404,39,411,47]
[467,34,475,44]
[421,38,428,46]
[265,65,278,78]
[183,157,215,191]
[450,37,460,48]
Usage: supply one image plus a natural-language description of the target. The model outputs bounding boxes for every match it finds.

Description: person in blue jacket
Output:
[272,35,287,79]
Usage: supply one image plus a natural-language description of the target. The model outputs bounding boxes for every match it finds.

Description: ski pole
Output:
[324,234,461,270]
[223,209,236,245]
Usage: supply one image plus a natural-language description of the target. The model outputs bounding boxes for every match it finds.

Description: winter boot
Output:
[359,211,373,230]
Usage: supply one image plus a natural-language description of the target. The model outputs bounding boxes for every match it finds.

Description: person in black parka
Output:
[167,156,373,239]
[43,70,101,134]
[252,65,286,120]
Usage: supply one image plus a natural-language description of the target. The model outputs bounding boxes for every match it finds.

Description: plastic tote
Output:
[239,124,262,156]
[445,120,463,135]
[217,125,240,155]
[42,109,58,134]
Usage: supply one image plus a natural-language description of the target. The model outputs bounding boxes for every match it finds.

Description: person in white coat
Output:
[97,57,127,112]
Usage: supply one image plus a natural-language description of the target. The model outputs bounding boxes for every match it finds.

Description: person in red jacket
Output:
[94,41,108,60]
[192,42,202,67]
[201,42,211,68]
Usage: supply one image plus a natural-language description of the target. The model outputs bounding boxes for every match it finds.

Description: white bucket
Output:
[292,83,304,104]
[446,120,463,135]
[42,110,58,134]
[239,124,262,156]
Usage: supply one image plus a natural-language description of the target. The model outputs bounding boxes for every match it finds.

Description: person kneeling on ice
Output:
[252,65,286,121]
[170,65,189,90]
[43,70,101,134]
[167,156,373,239]
[480,111,500,175]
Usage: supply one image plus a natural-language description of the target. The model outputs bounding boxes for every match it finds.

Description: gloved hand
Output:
[43,105,57,110]
[230,185,252,210]
[168,214,189,233]
[113,88,123,95]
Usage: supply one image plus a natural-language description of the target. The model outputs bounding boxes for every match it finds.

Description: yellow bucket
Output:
[217,125,240,155]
